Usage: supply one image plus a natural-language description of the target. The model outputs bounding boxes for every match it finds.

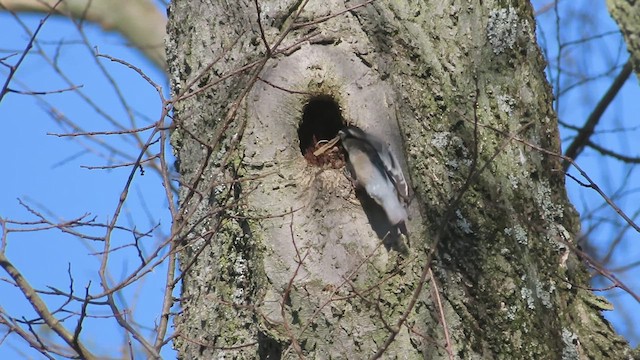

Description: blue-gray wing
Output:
[358,130,408,201]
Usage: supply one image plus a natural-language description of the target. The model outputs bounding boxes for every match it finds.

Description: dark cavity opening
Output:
[298,95,345,168]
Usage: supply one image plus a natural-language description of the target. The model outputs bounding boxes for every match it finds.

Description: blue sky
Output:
[1,1,639,358]
[534,0,640,343]
[1,11,175,359]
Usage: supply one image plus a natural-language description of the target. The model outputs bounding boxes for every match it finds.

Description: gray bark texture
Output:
[166,1,632,358]
[608,0,640,81]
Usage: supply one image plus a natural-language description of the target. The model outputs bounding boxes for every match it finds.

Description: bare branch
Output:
[563,60,634,170]
[0,1,61,103]
[0,253,98,359]
[0,0,167,69]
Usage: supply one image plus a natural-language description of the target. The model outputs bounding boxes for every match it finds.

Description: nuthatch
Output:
[338,126,409,234]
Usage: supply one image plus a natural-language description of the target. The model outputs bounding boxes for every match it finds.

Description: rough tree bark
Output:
[608,0,640,79]
[166,1,632,358]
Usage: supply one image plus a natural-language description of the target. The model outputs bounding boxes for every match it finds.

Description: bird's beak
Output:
[313,135,341,156]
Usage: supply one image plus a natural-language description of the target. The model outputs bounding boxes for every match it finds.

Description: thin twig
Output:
[0,253,98,359]
[429,267,454,360]
[0,1,62,103]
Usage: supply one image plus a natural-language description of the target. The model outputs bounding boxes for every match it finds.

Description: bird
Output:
[338,126,409,235]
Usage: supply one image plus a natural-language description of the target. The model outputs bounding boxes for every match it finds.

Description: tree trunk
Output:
[608,0,640,80]
[166,1,631,358]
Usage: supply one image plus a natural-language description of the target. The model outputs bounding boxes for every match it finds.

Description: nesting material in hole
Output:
[313,136,340,157]
[298,95,345,168]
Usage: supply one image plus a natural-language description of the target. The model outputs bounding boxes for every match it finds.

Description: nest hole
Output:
[298,95,345,168]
